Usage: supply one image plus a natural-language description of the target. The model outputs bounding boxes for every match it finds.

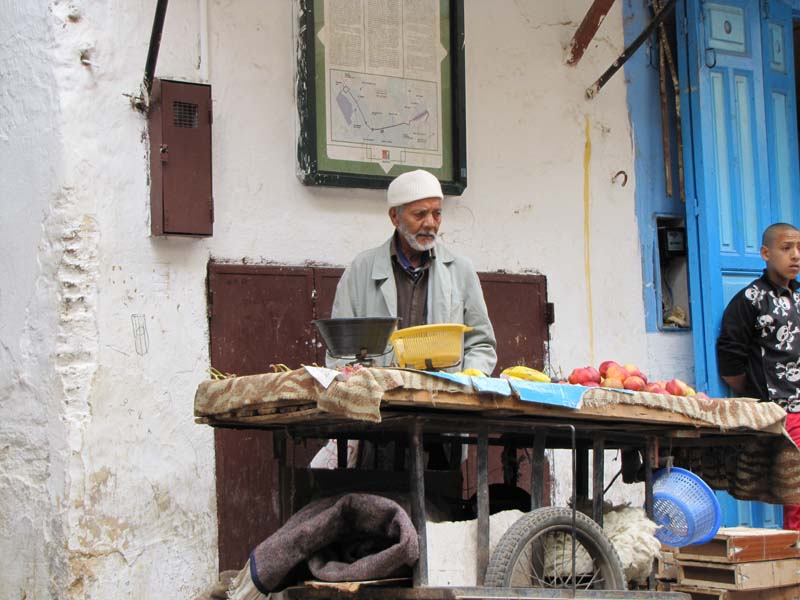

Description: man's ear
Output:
[761,245,770,262]
[389,207,399,227]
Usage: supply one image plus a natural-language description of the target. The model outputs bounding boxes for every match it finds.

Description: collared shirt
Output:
[390,233,433,328]
[717,271,800,411]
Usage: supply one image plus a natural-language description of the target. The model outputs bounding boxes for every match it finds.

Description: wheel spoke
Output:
[583,558,606,588]
[516,543,547,587]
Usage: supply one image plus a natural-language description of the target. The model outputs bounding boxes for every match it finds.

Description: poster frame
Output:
[296,0,467,195]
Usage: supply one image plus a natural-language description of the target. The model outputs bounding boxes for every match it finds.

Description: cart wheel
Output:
[484,507,627,590]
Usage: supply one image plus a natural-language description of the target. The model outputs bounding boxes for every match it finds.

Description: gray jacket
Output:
[329,236,497,373]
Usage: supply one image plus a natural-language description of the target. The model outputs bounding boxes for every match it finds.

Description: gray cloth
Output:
[328,236,497,374]
[248,493,419,594]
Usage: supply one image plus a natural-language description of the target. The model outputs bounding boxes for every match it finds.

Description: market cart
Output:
[194,367,800,599]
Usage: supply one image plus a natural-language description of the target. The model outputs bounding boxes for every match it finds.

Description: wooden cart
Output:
[195,368,795,599]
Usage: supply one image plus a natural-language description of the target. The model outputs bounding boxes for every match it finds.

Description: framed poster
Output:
[296,0,467,195]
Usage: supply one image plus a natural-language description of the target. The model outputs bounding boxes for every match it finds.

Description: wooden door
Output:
[208,264,318,571]
[479,272,550,374]
[208,265,552,568]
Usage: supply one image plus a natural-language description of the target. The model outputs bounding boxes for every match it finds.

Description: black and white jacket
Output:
[717,271,800,412]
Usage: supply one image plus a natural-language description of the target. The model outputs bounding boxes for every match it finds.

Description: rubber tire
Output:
[484,506,627,590]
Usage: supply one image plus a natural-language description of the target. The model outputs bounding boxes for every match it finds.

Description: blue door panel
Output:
[762,0,800,224]
[721,273,759,303]
[715,490,784,528]
[730,72,761,253]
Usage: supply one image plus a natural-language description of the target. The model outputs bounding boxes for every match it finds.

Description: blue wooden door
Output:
[678,0,799,527]
[761,0,800,225]
[678,0,799,396]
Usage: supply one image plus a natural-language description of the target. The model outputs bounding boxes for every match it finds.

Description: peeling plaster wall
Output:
[0,1,72,597]
[1,0,645,596]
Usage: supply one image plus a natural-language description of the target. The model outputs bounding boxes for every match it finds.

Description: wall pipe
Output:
[198,0,209,82]
[143,0,170,96]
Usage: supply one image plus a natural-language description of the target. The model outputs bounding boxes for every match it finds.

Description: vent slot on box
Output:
[173,101,199,128]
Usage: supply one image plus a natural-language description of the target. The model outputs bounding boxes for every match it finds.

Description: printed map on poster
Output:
[317,0,447,172]
[330,69,439,152]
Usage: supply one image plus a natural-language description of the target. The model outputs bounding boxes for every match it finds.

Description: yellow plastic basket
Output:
[389,323,473,370]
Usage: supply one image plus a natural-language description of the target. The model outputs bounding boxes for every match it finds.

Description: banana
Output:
[456,368,486,377]
[501,366,551,383]
[208,367,236,380]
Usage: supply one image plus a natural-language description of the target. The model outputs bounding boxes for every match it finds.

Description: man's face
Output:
[762,228,800,285]
[390,197,442,252]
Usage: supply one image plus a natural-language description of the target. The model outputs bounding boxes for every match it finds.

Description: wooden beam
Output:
[566,0,617,66]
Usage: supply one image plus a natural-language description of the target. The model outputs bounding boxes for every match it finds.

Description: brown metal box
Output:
[148,78,213,236]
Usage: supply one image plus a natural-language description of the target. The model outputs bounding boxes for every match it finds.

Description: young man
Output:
[716,222,800,530]
[329,169,497,375]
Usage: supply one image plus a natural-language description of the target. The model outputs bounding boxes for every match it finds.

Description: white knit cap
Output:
[387,169,443,207]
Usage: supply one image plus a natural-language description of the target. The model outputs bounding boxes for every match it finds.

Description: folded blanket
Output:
[247,493,418,594]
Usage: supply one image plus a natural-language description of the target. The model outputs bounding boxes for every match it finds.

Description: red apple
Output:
[665,379,688,396]
[585,366,601,383]
[605,364,629,382]
[582,380,600,387]
[567,369,588,385]
[624,364,648,383]
[644,382,667,394]
[602,377,625,389]
[623,375,646,391]
[694,391,710,400]
[599,360,621,377]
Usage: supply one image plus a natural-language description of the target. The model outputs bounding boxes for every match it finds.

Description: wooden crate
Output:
[677,558,800,590]
[658,548,679,581]
[672,584,800,600]
[676,528,800,564]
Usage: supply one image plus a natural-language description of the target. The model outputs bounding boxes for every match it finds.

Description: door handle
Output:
[705,48,716,68]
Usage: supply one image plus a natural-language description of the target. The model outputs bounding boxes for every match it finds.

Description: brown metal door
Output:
[312,267,345,364]
[208,264,318,571]
[160,80,213,235]
[478,272,550,374]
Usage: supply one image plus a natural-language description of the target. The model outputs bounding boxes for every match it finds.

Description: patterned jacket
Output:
[717,271,800,412]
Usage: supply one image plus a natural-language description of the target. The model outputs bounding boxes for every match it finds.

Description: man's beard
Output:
[398,223,438,252]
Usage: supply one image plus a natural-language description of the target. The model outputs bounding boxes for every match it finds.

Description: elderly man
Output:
[329,169,497,374]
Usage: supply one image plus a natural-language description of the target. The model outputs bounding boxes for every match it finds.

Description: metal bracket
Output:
[586,0,678,99]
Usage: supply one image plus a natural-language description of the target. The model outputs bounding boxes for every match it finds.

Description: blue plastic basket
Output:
[651,467,722,546]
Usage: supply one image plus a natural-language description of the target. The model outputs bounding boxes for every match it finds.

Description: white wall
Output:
[0,0,648,596]
[0,1,71,596]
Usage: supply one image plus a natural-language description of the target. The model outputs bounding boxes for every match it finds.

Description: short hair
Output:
[762,223,799,247]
